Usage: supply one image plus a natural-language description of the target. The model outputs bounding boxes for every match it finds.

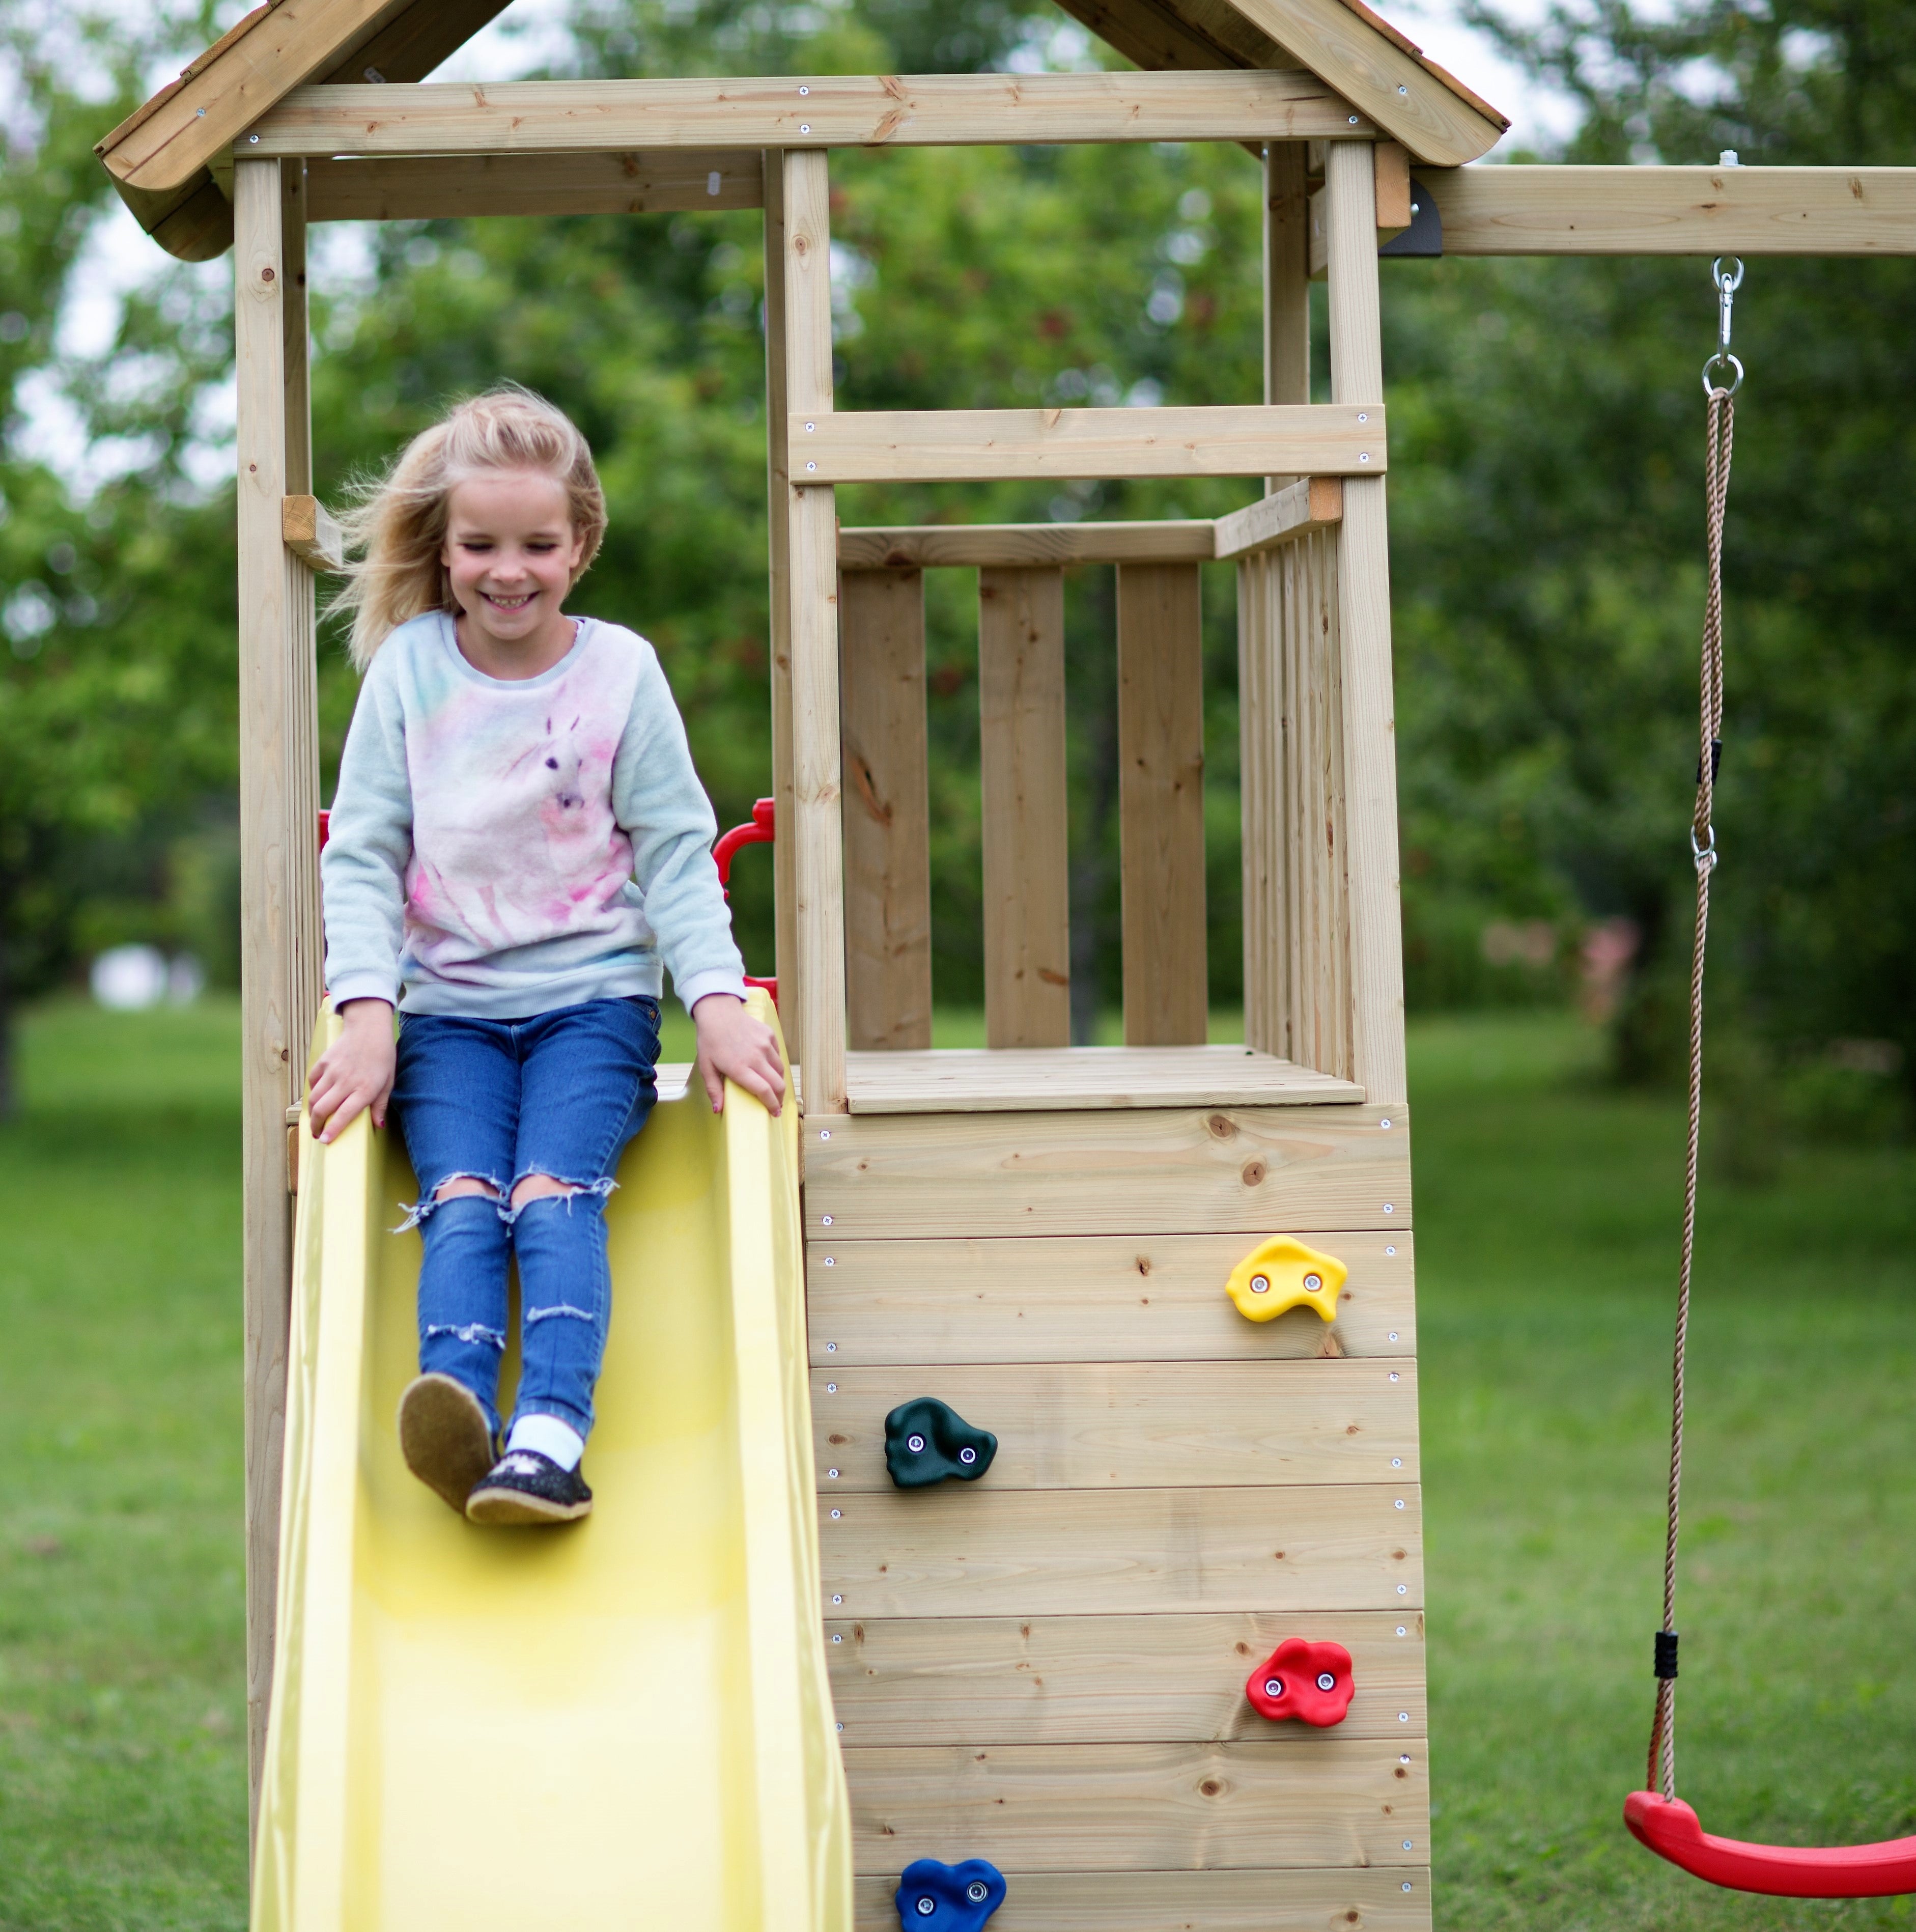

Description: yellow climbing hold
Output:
[1225,1236,1348,1323]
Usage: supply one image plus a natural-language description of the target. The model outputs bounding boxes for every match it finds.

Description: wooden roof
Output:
[96,0,1505,261]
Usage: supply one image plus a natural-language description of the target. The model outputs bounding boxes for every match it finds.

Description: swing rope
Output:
[1646,260,1740,1804]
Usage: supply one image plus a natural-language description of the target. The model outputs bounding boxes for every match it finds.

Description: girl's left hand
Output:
[691,994,786,1116]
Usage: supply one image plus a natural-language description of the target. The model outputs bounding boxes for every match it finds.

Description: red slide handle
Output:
[713,798,778,1009]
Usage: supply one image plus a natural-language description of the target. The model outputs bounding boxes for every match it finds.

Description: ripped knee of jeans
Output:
[391,1172,508,1234]
[504,1172,617,1223]
[523,1301,597,1327]
[424,1321,507,1351]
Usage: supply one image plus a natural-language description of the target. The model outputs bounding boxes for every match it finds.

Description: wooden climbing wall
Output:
[805,1102,1427,1932]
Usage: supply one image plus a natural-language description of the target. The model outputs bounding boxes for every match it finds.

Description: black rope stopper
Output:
[1654,1631,1680,1681]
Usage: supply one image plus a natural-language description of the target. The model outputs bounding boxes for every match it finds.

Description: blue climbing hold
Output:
[884,1397,997,1489]
[894,1858,1007,1930]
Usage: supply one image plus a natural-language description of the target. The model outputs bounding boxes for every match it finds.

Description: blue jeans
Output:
[391,996,661,1445]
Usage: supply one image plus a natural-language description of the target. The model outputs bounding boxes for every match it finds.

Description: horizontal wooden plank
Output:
[1427,163,1916,257]
[843,1739,1428,1872]
[801,1106,1411,1239]
[1213,477,1344,561]
[854,1866,1430,1932]
[794,406,1386,485]
[819,1483,1422,1616]
[249,71,1377,158]
[844,1044,1361,1113]
[813,1359,1419,1490]
[805,1230,1416,1365]
[305,149,764,220]
[281,494,344,572]
[837,520,1217,569]
[827,1610,1426,1744]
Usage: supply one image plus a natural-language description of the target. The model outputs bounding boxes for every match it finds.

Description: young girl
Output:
[306,384,784,1528]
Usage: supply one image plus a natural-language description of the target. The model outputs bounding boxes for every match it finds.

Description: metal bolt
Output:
[1250,1274,1270,1294]
[1358,412,1368,424]
[916,1902,935,1919]
[799,123,811,133]
[826,1383,836,1393]
[806,461,817,471]
[828,1468,839,1478]
[836,1721,843,1730]
[1316,1672,1337,1692]
[799,84,810,94]
[1385,1245,1396,1256]
[1264,1678,1283,1697]
[832,1632,842,1641]
[1397,1583,1408,1594]
[805,421,816,432]
[960,1446,977,1464]
[1403,1883,1414,1893]
[827,1341,837,1352]
[821,1214,833,1225]
[1391,1457,1402,1468]
[832,1593,843,1604]
[1398,83,1408,94]
[1360,453,1371,463]
[1404,1841,1414,1852]
[1348,114,1360,124]
[1383,1202,1394,1213]
[1401,1753,1412,1762]
[1395,1498,1405,1508]
[907,1435,925,1454]
[248,133,260,144]
[1388,1331,1398,1341]
[1399,1711,1410,1722]
[1303,1272,1322,1291]
[1389,1371,1400,1382]
[819,1126,830,1137]
[830,1507,841,1518]
[1380,1117,1391,1128]
[823,1255,835,1266]
[968,1883,989,1903]
[1397,1627,1407,1637]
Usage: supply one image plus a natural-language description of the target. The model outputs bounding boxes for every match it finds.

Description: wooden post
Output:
[762,150,800,1060]
[1116,562,1206,1045]
[1325,141,1408,1105]
[978,566,1070,1049]
[839,567,933,1051]
[232,155,301,1842]
[1264,141,1311,478]
[780,149,847,1112]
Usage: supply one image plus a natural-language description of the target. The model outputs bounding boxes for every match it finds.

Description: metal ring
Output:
[1691,825,1718,871]
[1701,351,1743,398]
[1711,256,1745,295]
[967,1882,990,1902]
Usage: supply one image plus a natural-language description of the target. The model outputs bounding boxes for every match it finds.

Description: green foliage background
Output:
[2,0,1913,1110]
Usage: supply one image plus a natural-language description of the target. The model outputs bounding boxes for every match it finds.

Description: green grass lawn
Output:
[0,1000,1910,1930]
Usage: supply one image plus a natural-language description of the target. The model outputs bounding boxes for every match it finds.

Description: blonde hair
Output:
[330,384,608,671]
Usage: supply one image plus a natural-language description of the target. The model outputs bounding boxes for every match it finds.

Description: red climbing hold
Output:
[1625,1793,1916,1898]
[1246,1638,1354,1726]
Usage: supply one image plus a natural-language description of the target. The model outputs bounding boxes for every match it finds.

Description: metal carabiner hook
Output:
[1702,258,1746,396]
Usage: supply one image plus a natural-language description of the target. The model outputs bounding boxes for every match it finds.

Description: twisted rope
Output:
[1647,382,1734,1800]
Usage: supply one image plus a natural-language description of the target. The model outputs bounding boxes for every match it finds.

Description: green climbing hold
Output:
[884,1398,997,1489]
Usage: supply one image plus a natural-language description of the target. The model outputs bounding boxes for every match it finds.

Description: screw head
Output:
[960,1446,977,1464]
[1397,1583,1408,1594]
[968,1882,989,1902]
[1316,1671,1337,1691]
[831,1632,842,1641]
[799,83,810,94]
[830,1507,841,1518]
[806,460,818,471]
[1399,83,1408,93]
[1389,1371,1400,1382]
[1385,1245,1396,1255]
[1380,1117,1392,1128]
[1303,1272,1322,1291]
[1399,1711,1410,1721]
[1383,1202,1394,1214]
[1391,1457,1402,1468]
[831,1593,842,1604]
[823,1255,835,1266]
[1388,1331,1398,1341]
[1358,413,1368,424]
[1250,1274,1270,1294]
[805,421,816,432]
[821,1214,833,1225]
[248,133,260,143]
[1360,453,1371,463]
[1397,1626,1407,1636]
[916,1901,935,1918]
[1404,1841,1414,1851]
[1395,1498,1405,1509]
[799,122,810,133]
[1264,1677,1283,1697]
[1349,114,1360,124]
[907,1434,925,1453]
[818,1126,829,1137]
[827,1468,839,1479]
[826,1341,837,1352]
[826,1383,836,1393]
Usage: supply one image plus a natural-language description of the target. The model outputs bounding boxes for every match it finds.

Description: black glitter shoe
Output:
[465,1449,594,1526]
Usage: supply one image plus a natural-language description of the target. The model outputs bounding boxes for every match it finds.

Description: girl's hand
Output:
[692,994,785,1116]
[308,999,398,1144]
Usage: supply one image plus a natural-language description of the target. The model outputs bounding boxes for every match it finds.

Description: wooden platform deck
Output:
[842,1044,1364,1113]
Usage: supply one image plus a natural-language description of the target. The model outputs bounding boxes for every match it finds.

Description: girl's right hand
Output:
[308,999,398,1143]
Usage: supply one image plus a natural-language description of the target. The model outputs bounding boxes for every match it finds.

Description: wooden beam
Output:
[852,1868,1428,1932]
[795,404,1385,484]
[1326,142,1407,1106]
[232,154,295,1852]
[1264,141,1311,470]
[1427,162,1916,256]
[305,150,766,221]
[839,569,934,1052]
[281,494,343,571]
[1220,0,1506,163]
[99,0,411,194]
[801,1104,1405,1240]
[1308,138,1420,273]
[803,1228,1415,1365]
[247,71,1376,159]
[837,521,1215,569]
[1215,474,1343,559]
[978,568,1073,1049]
[762,152,800,1072]
[781,150,847,1113]
[1049,0,1241,73]
[318,0,512,86]
[1116,562,1208,1046]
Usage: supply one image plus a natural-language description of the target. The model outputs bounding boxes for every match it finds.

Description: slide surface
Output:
[253,993,851,1931]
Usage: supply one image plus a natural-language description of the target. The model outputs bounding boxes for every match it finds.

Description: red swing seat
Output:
[1626,1791,1916,1898]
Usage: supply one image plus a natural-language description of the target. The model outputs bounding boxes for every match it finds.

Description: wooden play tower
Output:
[95,2,1916,1923]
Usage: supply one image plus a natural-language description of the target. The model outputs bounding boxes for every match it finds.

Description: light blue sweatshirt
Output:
[322,610,748,1019]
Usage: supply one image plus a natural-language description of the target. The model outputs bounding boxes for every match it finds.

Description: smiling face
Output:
[441,469,588,679]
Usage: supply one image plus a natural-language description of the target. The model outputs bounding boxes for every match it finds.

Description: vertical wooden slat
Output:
[781,149,847,1112]
[978,565,1070,1048]
[1325,141,1407,1105]
[281,161,324,1102]
[762,150,800,1058]
[1237,551,1276,1057]
[1116,561,1207,1045]
[839,567,933,1051]
[1264,140,1311,487]
[234,157,293,1845]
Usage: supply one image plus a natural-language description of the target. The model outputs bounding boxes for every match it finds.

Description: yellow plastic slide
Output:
[253,992,851,1931]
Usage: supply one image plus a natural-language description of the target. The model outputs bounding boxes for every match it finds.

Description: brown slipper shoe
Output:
[397,1373,495,1513]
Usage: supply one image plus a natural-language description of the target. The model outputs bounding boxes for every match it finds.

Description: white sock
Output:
[506,1414,586,1472]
